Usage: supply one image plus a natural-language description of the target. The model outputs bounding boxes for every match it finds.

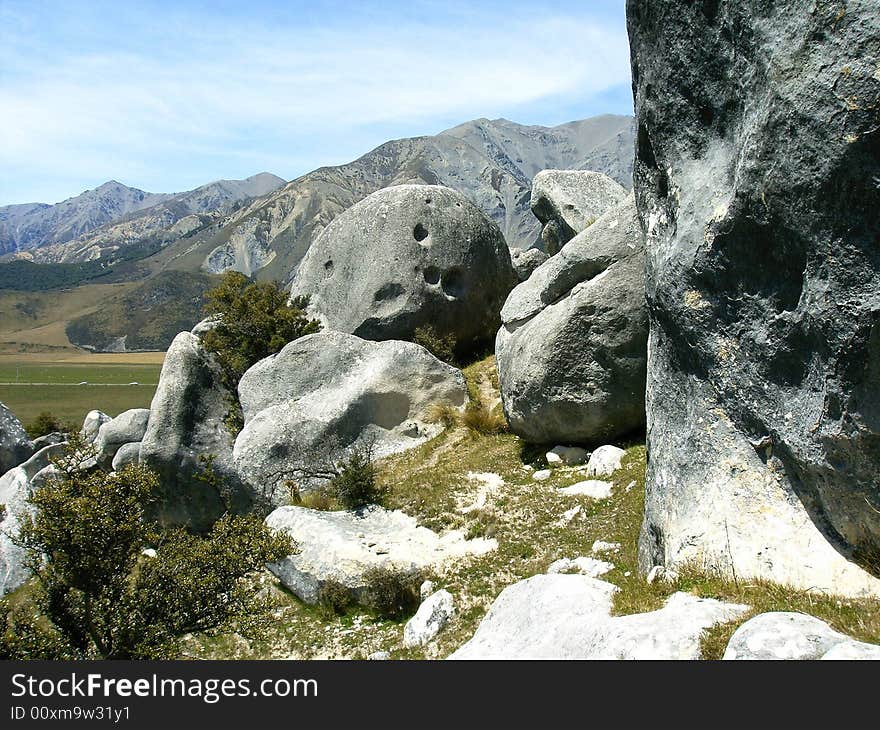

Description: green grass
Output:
[0,362,162,425]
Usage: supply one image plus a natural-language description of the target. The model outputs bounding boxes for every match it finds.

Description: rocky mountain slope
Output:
[195,115,635,284]
[1,173,285,260]
[0,182,170,255]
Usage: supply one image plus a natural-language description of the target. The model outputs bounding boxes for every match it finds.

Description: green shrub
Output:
[361,567,422,620]
[26,411,67,439]
[1,437,293,659]
[200,271,321,387]
[424,402,460,430]
[329,447,383,510]
[317,580,354,617]
[412,325,457,365]
[461,402,507,435]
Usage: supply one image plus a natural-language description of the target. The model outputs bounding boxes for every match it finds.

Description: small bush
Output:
[424,403,460,430]
[26,412,68,439]
[330,447,383,510]
[412,325,457,365]
[361,567,422,620]
[461,403,507,435]
[299,489,337,512]
[317,580,354,617]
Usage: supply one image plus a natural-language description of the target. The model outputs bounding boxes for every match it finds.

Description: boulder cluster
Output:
[4,0,880,656]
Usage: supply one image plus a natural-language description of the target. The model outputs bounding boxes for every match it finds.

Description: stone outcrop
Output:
[448,574,747,659]
[530,170,627,254]
[630,0,880,596]
[95,409,150,467]
[234,331,468,502]
[290,185,518,353]
[0,442,67,597]
[510,247,549,282]
[140,332,251,530]
[265,505,495,604]
[496,195,647,444]
[0,403,33,475]
[723,612,880,661]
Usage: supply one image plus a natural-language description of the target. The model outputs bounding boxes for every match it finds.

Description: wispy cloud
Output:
[0,0,631,204]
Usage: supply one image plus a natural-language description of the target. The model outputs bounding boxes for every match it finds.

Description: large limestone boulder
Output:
[530,170,626,254]
[448,574,747,659]
[265,505,495,604]
[289,185,518,353]
[0,442,67,597]
[140,332,251,530]
[723,613,880,661]
[234,331,468,502]
[496,195,647,444]
[81,410,111,444]
[0,403,33,475]
[631,1,880,596]
[95,408,150,467]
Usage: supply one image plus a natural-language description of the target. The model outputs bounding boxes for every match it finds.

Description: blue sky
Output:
[0,0,632,205]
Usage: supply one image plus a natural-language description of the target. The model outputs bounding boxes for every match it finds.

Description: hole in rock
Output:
[423,266,441,285]
[441,267,466,298]
[413,223,429,242]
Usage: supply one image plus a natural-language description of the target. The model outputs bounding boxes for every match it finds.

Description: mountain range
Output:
[0,114,635,352]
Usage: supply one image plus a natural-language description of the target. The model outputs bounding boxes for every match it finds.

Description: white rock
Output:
[111,441,141,471]
[95,409,150,467]
[449,574,748,659]
[723,612,880,660]
[547,445,589,466]
[142,548,157,559]
[545,451,563,466]
[266,505,495,604]
[555,506,582,526]
[81,409,111,444]
[558,480,613,499]
[584,445,626,477]
[404,590,455,648]
[533,469,552,481]
[368,651,390,661]
[647,565,680,584]
[420,580,435,600]
[591,540,621,554]
[548,557,614,578]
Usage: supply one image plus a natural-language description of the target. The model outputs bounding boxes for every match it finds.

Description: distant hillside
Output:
[64,270,218,352]
[1,173,285,258]
[0,115,634,352]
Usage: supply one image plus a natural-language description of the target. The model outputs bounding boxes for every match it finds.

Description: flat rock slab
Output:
[723,612,880,660]
[449,574,747,660]
[559,480,613,499]
[266,505,496,604]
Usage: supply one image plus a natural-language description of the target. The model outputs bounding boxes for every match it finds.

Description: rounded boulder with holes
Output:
[290,185,518,353]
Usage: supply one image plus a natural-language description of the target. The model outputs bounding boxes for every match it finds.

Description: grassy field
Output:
[0,352,164,427]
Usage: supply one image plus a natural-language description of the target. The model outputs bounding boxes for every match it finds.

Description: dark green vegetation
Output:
[66,270,218,351]
[0,260,107,291]
[200,271,321,387]
[412,325,457,365]
[0,437,293,660]
[360,567,422,621]
[25,411,73,439]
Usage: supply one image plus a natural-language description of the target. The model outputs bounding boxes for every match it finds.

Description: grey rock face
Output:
[630,0,880,596]
[111,442,142,471]
[530,170,627,254]
[95,409,150,467]
[290,185,518,353]
[448,574,747,659]
[81,410,111,443]
[265,505,495,604]
[0,442,67,597]
[510,247,549,282]
[723,612,880,661]
[234,331,468,502]
[404,589,455,648]
[496,195,647,444]
[0,403,33,474]
[140,332,250,530]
